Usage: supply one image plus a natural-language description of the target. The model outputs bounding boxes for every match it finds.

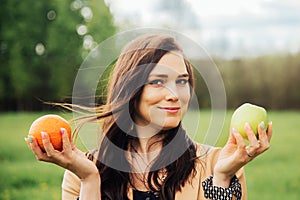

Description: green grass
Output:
[0,112,66,200]
[0,111,299,199]
[244,111,300,199]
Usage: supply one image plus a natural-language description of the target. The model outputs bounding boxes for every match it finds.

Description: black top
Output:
[77,190,160,200]
[133,190,160,200]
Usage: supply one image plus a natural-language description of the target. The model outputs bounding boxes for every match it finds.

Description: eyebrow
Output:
[149,73,189,78]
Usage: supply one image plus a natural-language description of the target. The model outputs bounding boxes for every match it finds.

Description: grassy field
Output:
[0,110,300,199]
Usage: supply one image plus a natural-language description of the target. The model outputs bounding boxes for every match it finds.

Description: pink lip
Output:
[159,107,180,113]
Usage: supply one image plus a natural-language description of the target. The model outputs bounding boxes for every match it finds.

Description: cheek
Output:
[179,87,191,104]
[178,88,191,115]
[141,88,163,104]
[137,90,161,115]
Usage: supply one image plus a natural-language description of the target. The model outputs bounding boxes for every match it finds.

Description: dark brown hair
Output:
[74,34,197,200]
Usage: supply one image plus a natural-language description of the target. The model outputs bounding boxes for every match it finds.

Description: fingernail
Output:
[60,128,65,135]
[41,132,46,139]
[24,137,29,144]
[268,121,272,130]
[260,121,265,130]
[28,136,33,143]
[245,122,251,130]
[232,127,238,133]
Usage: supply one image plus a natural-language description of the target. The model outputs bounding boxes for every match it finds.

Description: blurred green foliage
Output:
[192,53,300,110]
[217,53,300,109]
[0,0,116,110]
[0,0,299,111]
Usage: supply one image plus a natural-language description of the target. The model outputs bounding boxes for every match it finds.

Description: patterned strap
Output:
[202,175,242,200]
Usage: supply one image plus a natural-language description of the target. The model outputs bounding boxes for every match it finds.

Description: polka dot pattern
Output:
[202,175,242,200]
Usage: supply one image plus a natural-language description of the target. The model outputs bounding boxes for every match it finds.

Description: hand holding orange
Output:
[27,114,72,151]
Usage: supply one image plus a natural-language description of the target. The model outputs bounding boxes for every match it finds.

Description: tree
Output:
[0,0,116,110]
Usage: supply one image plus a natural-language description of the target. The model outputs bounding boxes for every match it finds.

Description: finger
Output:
[24,137,30,148]
[28,136,49,161]
[257,121,272,154]
[266,121,273,141]
[231,128,246,151]
[41,132,56,156]
[231,128,254,164]
[244,122,260,150]
[227,128,237,144]
[61,128,72,151]
[71,142,76,150]
[257,121,268,142]
[25,136,35,153]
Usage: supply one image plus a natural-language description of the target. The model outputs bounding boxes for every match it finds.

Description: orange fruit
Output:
[28,114,72,152]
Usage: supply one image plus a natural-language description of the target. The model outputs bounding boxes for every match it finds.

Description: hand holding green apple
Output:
[214,103,272,188]
[230,103,268,139]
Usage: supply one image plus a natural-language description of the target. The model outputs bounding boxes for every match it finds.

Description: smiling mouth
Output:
[158,107,180,113]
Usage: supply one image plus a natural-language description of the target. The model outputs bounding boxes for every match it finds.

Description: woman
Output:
[26,34,272,200]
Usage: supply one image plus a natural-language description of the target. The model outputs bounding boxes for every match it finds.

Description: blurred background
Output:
[1,0,300,111]
[0,0,300,199]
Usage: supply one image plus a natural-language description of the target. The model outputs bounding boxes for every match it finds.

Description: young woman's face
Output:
[135,52,191,130]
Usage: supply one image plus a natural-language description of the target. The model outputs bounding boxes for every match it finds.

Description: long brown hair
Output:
[74,34,197,200]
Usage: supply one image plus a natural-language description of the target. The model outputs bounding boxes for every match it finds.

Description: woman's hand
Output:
[26,128,101,200]
[213,121,272,187]
[25,128,98,180]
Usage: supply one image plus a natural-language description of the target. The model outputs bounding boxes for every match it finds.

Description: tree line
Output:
[219,53,300,110]
[1,0,299,111]
[193,53,300,110]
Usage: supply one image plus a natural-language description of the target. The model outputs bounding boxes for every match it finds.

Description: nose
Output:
[164,84,179,102]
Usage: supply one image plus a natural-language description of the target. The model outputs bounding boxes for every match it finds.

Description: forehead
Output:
[150,52,188,75]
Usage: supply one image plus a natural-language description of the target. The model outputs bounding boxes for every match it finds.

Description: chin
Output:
[161,121,181,130]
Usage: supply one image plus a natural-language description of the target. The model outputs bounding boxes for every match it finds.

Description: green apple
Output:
[230,103,268,139]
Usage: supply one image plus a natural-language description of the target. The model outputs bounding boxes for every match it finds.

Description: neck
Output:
[134,123,162,154]
[130,138,162,174]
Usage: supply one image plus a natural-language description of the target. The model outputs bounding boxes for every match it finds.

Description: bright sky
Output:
[105,0,300,58]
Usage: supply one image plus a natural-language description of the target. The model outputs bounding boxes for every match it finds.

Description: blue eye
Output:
[148,79,164,85]
[176,79,188,85]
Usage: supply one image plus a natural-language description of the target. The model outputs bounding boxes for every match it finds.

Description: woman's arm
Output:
[200,121,271,200]
[79,172,101,200]
[26,128,101,200]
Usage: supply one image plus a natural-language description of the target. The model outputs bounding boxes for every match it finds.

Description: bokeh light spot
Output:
[35,43,45,56]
